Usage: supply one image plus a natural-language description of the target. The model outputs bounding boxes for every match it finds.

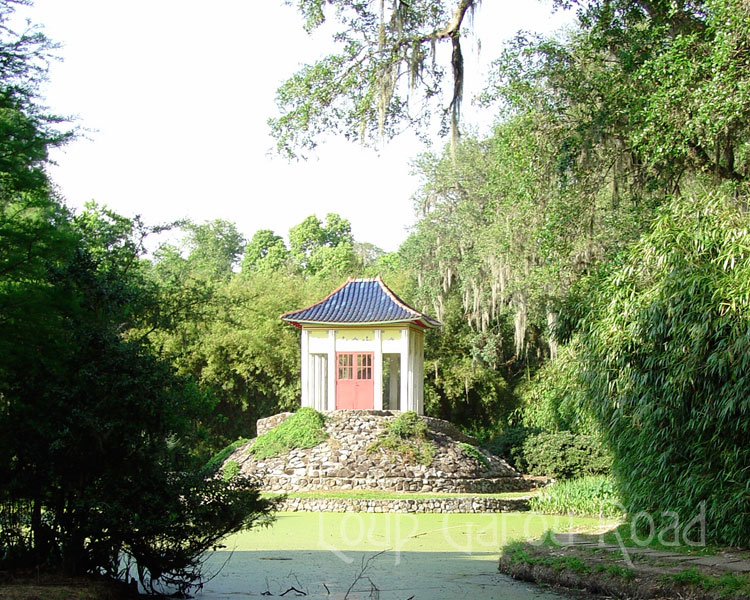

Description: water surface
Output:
[197,512,607,599]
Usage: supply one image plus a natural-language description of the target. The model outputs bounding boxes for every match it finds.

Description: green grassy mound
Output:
[249,407,328,459]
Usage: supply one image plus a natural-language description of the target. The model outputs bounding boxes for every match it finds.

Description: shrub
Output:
[367,411,435,466]
[483,426,540,472]
[249,407,327,459]
[529,475,623,517]
[388,410,427,439]
[522,430,611,479]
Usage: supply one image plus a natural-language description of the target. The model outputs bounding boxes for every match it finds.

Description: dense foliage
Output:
[0,2,272,590]
[484,427,610,479]
[521,431,611,480]
[367,411,436,466]
[566,194,750,546]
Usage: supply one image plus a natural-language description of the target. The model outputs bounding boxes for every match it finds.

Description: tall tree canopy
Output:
[270,0,481,157]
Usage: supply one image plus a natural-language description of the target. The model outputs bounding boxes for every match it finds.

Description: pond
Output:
[197,512,612,599]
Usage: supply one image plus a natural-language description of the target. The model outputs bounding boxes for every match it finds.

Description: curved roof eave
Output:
[279,276,441,329]
[282,317,441,329]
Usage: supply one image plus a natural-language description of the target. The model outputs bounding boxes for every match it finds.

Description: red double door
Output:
[336,352,374,409]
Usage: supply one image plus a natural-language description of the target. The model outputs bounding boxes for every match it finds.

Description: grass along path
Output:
[262,489,536,501]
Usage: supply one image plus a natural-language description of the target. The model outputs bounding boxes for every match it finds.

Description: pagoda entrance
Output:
[335,352,374,409]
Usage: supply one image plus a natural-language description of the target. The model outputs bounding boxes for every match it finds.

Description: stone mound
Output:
[228,410,536,494]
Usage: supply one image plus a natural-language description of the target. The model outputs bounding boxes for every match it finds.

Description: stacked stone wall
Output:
[275,496,530,513]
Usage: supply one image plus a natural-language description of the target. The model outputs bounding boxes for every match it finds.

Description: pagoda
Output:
[281,276,440,414]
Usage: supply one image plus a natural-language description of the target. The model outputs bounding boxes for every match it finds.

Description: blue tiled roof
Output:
[281,276,441,328]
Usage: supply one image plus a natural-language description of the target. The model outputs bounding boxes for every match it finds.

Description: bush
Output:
[483,426,540,472]
[522,430,611,479]
[388,410,427,439]
[529,476,623,517]
[367,411,435,466]
[457,442,490,468]
[249,407,327,459]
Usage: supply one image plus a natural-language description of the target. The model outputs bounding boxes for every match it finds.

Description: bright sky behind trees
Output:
[20,0,571,251]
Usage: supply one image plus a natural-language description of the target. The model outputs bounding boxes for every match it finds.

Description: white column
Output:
[312,354,327,410]
[320,355,328,411]
[416,332,424,415]
[301,329,310,407]
[400,328,411,411]
[389,355,399,410]
[327,330,336,411]
[373,330,383,410]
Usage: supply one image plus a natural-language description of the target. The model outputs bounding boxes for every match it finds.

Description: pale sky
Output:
[19,1,572,252]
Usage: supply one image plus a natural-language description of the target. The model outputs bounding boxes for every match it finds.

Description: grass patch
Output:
[502,541,590,573]
[262,489,535,501]
[366,411,435,466]
[600,522,726,555]
[203,437,249,475]
[249,407,327,460]
[662,568,750,597]
[457,442,490,468]
[593,563,636,580]
[529,475,622,518]
[221,459,240,481]
[503,540,636,579]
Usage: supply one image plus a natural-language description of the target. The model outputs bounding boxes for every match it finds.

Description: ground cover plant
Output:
[457,442,490,468]
[662,568,750,598]
[501,536,750,600]
[249,407,328,459]
[203,437,250,475]
[367,411,435,466]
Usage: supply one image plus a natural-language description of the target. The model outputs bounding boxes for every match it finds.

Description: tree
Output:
[269,0,481,157]
[0,4,272,586]
[484,0,750,193]
[288,213,357,276]
[183,219,246,278]
[242,228,290,272]
[354,241,386,268]
[1,203,274,589]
